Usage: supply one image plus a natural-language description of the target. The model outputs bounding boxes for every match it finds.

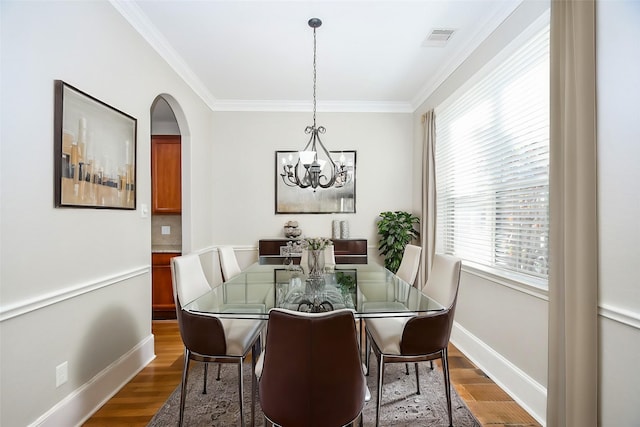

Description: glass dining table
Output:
[182,263,444,319]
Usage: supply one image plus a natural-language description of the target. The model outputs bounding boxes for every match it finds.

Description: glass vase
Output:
[307,248,325,278]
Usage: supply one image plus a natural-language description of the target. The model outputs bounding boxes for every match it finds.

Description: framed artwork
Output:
[54,80,137,209]
[276,150,356,214]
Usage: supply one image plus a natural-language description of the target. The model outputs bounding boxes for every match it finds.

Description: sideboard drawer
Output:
[258,238,367,265]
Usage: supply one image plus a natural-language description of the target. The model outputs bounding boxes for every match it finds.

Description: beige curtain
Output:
[419,110,437,286]
[548,1,598,426]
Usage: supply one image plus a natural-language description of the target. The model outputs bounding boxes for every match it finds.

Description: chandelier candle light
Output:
[280,18,351,191]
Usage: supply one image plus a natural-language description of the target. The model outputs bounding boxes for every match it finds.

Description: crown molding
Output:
[109,0,218,111]
[212,99,413,113]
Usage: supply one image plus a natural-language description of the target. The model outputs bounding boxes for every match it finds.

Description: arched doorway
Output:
[149,95,187,319]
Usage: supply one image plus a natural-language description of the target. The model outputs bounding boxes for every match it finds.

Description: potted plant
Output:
[376,211,420,273]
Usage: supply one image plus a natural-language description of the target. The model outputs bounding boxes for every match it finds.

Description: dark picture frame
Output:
[54,80,137,209]
[275,150,356,214]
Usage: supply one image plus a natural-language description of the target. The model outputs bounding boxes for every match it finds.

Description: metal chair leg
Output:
[238,359,245,427]
[442,349,453,427]
[365,332,371,376]
[203,363,208,394]
[216,363,221,380]
[415,362,420,395]
[375,355,384,427]
[251,341,259,427]
[179,349,191,427]
[405,363,410,375]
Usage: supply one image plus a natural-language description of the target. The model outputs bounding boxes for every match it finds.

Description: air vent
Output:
[422,28,456,47]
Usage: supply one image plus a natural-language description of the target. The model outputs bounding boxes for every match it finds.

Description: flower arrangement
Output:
[304,237,333,250]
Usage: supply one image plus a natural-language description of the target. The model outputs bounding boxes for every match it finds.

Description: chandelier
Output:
[280,18,351,191]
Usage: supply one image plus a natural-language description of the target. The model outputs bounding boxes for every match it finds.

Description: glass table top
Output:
[182,263,444,319]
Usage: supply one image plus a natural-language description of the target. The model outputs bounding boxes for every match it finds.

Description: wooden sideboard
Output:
[259,238,367,265]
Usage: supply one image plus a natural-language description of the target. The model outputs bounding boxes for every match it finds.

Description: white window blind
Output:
[435,23,550,284]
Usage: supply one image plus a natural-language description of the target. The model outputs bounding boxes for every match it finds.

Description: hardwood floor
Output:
[84,320,540,426]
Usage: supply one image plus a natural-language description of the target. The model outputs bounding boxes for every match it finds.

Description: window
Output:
[435,22,549,285]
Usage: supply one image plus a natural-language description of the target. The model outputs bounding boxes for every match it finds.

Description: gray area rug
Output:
[149,359,480,426]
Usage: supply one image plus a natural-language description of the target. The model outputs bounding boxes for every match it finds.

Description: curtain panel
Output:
[547,0,599,426]
[420,110,437,286]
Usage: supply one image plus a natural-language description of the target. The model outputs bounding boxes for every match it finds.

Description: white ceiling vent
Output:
[422,28,456,47]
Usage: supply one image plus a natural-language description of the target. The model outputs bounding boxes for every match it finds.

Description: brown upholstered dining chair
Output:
[257,308,368,427]
[365,254,462,427]
[171,254,265,427]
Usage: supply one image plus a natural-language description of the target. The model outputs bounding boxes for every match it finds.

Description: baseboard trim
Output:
[30,334,156,427]
[450,322,547,426]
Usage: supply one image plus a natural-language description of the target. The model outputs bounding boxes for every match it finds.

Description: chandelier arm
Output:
[293,161,312,189]
[314,132,337,187]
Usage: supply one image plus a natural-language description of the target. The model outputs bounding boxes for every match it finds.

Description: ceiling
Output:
[114,0,522,115]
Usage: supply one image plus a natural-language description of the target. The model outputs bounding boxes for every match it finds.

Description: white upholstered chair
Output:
[365,254,462,427]
[171,253,265,427]
[395,244,422,286]
[325,245,336,266]
[218,246,242,281]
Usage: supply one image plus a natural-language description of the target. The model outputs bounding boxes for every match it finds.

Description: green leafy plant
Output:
[336,271,356,294]
[377,211,420,273]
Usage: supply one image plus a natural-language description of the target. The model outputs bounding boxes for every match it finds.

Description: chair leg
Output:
[414,362,420,395]
[375,355,384,427]
[203,363,208,394]
[405,363,409,375]
[179,349,191,427]
[430,360,434,370]
[364,332,370,376]
[251,341,259,427]
[238,359,245,427]
[359,318,364,354]
[217,363,222,380]
[442,348,453,427]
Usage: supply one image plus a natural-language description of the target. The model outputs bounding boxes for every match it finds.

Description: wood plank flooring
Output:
[84,320,541,426]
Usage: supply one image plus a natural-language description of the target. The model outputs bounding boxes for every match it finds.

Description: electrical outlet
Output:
[56,361,68,387]
[161,226,171,235]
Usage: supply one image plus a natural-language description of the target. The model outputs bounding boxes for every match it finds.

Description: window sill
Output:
[461,261,549,301]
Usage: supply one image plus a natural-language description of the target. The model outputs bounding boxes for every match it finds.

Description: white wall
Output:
[210,111,414,247]
[596,1,640,425]
[0,1,215,425]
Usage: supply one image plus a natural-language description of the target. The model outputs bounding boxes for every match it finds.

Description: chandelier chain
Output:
[312,26,317,128]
